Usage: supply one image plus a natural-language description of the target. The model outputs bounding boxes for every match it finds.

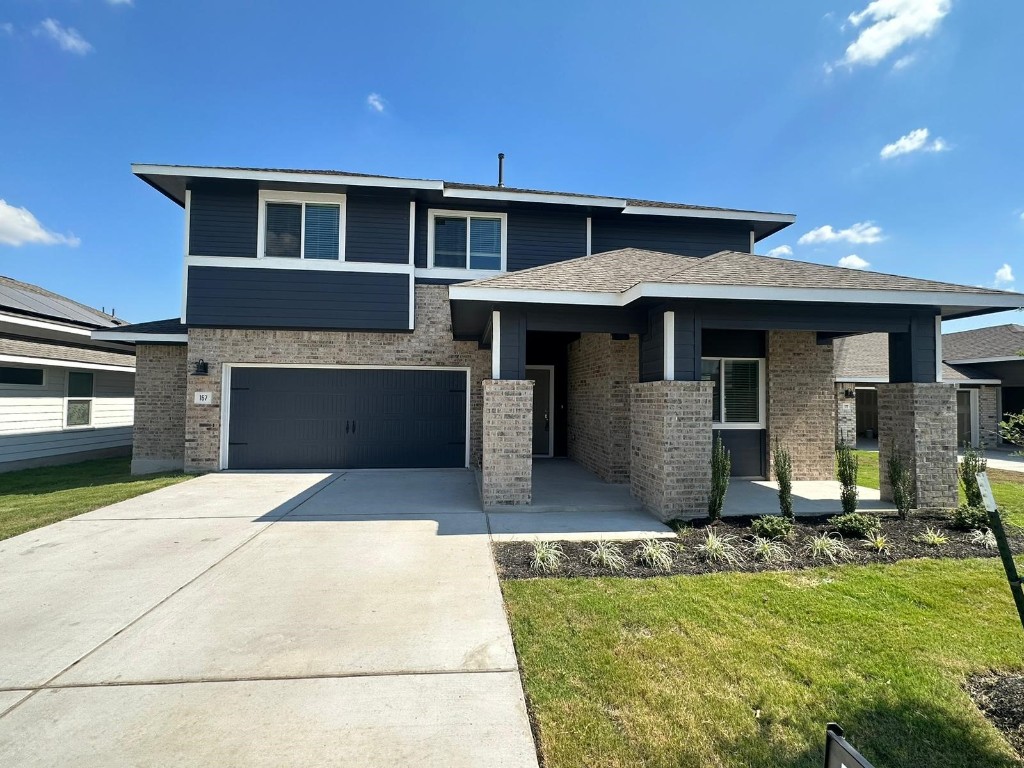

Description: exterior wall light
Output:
[191,359,209,376]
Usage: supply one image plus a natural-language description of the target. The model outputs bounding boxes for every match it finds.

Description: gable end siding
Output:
[188,184,259,258]
[591,215,750,257]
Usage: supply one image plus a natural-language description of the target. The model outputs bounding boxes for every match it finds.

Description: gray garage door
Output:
[227,368,467,470]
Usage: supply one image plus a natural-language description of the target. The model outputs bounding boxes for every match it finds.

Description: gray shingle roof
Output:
[0,276,125,328]
[107,318,187,335]
[942,324,1024,361]
[834,332,999,382]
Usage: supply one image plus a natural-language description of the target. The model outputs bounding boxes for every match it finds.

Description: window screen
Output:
[67,371,94,398]
[303,204,340,260]
[0,367,43,386]
[433,216,467,267]
[265,203,302,258]
[469,217,502,270]
[723,360,759,423]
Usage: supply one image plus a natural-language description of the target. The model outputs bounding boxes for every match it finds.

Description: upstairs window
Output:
[0,366,44,386]
[429,211,506,271]
[66,371,94,428]
[259,191,345,260]
[701,358,764,427]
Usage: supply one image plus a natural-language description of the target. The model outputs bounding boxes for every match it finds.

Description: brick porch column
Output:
[835,383,857,448]
[481,379,534,509]
[877,382,957,509]
[629,380,714,521]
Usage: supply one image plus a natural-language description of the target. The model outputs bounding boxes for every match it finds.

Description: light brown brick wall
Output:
[767,331,835,481]
[629,380,714,521]
[835,383,857,447]
[978,385,1000,449]
[481,379,534,507]
[567,333,639,483]
[132,344,187,474]
[878,382,957,509]
[183,285,490,473]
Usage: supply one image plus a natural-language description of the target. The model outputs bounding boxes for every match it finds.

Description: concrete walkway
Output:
[0,470,538,768]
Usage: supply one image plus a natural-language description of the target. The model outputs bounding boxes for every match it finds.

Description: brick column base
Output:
[481,379,534,508]
[629,380,714,522]
[878,382,957,509]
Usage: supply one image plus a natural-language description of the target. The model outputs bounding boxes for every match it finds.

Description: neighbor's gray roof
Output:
[461,249,1017,296]
[834,332,999,383]
[0,276,124,329]
[106,318,187,335]
[942,324,1024,362]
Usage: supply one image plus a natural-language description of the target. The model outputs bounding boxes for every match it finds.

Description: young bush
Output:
[584,539,627,572]
[748,536,792,564]
[772,443,794,519]
[530,540,565,573]
[708,435,731,521]
[831,512,882,540]
[862,534,889,554]
[835,443,859,515]
[917,527,949,547]
[998,411,1024,450]
[959,444,987,508]
[751,515,794,541]
[887,445,915,521]
[951,504,989,531]
[633,539,675,572]
[969,528,998,550]
[696,529,744,565]
[802,533,853,564]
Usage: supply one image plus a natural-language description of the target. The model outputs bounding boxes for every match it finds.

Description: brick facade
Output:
[767,331,835,481]
[835,383,857,447]
[567,333,638,483]
[183,286,490,473]
[481,379,534,508]
[629,380,714,521]
[978,385,1000,449]
[878,382,957,509]
[132,344,187,474]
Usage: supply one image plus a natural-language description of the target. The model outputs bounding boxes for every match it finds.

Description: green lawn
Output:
[504,559,1024,768]
[0,457,189,541]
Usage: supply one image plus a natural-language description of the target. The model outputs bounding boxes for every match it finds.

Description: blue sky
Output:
[1,0,1021,330]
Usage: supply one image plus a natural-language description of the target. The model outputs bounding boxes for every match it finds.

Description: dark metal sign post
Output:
[976,472,1024,632]
[824,724,875,768]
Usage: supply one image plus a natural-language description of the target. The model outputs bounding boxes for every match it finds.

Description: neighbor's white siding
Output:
[0,365,135,468]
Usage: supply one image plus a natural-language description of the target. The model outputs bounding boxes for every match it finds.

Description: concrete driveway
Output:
[0,470,538,767]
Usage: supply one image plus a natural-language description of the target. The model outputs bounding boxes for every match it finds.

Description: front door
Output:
[525,366,553,457]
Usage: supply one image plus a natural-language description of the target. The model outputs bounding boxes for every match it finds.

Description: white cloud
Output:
[840,0,951,68]
[798,222,885,246]
[1018,212,1024,222]
[880,127,949,159]
[366,93,386,113]
[995,263,1015,288]
[838,254,871,270]
[892,53,917,70]
[1,22,13,35]
[765,245,793,258]
[107,0,134,5]
[36,18,93,55]
[0,200,81,247]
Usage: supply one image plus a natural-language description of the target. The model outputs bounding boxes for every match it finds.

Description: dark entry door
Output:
[227,368,467,470]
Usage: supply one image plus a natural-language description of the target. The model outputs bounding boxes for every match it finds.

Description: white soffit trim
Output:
[92,330,187,343]
[944,355,1024,365]
[0,353,135,373]
[133,164,445,192]
[443,187,626,208]
[0,312,95,337]
[935,315,942,382]
[621,205,796,224]
[663,310,675,381]
[186,255,413,274]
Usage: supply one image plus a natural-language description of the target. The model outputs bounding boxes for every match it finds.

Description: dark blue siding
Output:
[186,266,409,330]
[714,429,766,478]
[673,309,702,381]
[188,183,258,257]
[591,215,750,257]
[703,329,765,358]
[346,194,410,264]
[889,311,938,383]
[498,308,527,379]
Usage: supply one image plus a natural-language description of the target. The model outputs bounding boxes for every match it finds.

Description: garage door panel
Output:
[228,368,466,470]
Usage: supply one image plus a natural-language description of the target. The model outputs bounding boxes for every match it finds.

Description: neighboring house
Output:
[0,276,136,471]
[94,164,1021,518]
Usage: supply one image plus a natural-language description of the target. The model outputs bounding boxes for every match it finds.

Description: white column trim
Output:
[586,217,592,257]
[408,201,416,265]
[934,315,943,382]
[663,310,675,381]
[181,188,191,323]
[491,310,501,379]
[749,230,755,254]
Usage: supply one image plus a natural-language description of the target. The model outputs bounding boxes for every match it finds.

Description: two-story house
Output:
[95,164,1022,519]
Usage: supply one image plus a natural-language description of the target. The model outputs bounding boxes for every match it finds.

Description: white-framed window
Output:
[427,209,507,271]
[256,190,346,261]
[65,371,94,428]
[0,366,44,387]
[701,357,765,429]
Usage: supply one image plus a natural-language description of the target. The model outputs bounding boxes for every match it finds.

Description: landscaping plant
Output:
[835,442,859,515]
[862,533,889,553]
[584,539,627,572]
[750,515,793,541]
[708,435,731,521]
[918,527,949,547]
[998,410,1024,450]
[530,540,565,573]
[696,529,744,565]
[831,512,881,540]
[802,532,853,564]
[969,528,998,550]
[748,536,791,564]
[951,504,989,531]
[959,443,987,508]
[772,443,794,519]
[633,539,675,572]
[887,445,915,521]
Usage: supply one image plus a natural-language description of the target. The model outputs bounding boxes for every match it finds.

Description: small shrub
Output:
[887,445,915,521]
[709,435,731,521]
[959,444,987,508]
[835,443,859,515]
[969,528,998,550]
[633,539,675,572]
[831,512,882,539]
[862,534,889,553]
[584,539,627,572]
[998,411,1024,449]
[530,540,565,573]
[951,504,989,532]
[917,527,949,547]
[802,533,853,564]
[751,515,794,541]
[773,443,794,519]
[696,529,744,565]
[749,536,792,564]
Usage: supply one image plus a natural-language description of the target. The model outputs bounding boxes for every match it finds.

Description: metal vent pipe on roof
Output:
[497,153,505,187]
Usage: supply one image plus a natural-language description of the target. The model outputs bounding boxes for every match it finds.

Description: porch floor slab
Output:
[724,480,895,518]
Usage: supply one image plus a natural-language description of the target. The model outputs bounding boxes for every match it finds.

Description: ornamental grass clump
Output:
[969,528,998,550]
[748,536,792,565]
[708,435,731,522]
[633,539,675,572]
[958,444,987,508]
[862,533,889,554]
[585,539,627,572]
[835,443,859,515]
[772,443,794,519]
[803,532,853,564]
[918,527,949,548]
[696,529,744,565]
[530,540,565,573]
[750,515,793,541]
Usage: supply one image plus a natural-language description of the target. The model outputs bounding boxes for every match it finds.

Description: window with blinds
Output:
[702,357,763,426]
[262,196,343,260]
[430,212,505,270]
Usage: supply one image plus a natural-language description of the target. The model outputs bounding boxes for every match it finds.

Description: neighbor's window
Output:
[66,371,94,427]
[262,193,344,260]
[431,212,504,270]
[0,366,44,386]
[701,358,763,426]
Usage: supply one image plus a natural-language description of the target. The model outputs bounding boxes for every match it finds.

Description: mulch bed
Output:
[494,513,1024,580]
[966,672,1024,759]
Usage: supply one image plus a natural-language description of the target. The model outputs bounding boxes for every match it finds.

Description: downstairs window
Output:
[701,358,764,427]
